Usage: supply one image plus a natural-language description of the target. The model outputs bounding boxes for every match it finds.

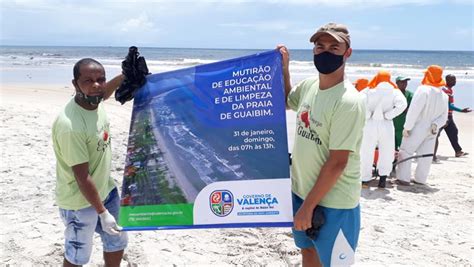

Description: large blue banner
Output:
[119,50,292,230]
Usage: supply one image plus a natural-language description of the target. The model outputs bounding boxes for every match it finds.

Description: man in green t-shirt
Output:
[393,76,414,151]
[52,58,128,266]
[278,22,365,267]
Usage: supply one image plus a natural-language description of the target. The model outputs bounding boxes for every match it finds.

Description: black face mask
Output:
[313,51,345,75]
[76,90,103,106]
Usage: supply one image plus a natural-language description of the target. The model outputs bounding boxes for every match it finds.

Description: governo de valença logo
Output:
[209,190,234,217]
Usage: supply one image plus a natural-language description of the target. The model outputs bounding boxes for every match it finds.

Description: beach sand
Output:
[1,83,472,266]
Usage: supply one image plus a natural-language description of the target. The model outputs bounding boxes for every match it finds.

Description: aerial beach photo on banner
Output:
[119,50,293,229]
[1,0,473,266]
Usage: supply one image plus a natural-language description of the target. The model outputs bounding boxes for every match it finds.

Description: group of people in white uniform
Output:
[358,65,449,188]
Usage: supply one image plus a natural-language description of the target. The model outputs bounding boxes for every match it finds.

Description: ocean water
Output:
[1,46,473,107]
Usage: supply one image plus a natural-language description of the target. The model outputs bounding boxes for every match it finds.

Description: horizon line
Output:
[1,44,473,53]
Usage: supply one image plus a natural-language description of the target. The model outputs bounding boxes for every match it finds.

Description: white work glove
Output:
[99,209,122,235]
[430,123,437,135]
[403,129,410,137]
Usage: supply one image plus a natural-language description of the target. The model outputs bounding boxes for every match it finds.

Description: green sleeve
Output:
[56,131,90,167]
[287,78,317,111]
[449,102,463,112]
[406,91,414,106]
[329,97,366,152]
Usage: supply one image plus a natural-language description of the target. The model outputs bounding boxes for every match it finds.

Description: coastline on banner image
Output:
[118,50,293,230]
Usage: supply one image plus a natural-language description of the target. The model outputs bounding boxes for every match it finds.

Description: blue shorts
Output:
[59,188,128,265]
[292,193,360,267]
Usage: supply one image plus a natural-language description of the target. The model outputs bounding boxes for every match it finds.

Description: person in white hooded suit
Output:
[360,71,407,188]
[396,65,448,185]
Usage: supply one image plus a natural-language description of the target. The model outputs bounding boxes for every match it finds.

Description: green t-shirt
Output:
[288,77,366,209]
[393,90,414,132]
[52,98,115,210]
[393,90,413,149]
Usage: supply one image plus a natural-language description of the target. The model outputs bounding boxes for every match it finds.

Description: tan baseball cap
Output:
[310,23,351,47]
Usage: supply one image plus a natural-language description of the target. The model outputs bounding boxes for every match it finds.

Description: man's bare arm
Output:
[72,162,106,214]
[104,74,125,100]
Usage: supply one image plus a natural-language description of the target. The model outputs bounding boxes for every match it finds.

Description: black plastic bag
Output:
[115,46,150,104]
[305,205,325,240]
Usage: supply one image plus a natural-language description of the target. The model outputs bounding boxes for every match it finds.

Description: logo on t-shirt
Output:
[297,105,322,145]
[103,130,109,142]
[300,111,310,128]
[97,125,111,152]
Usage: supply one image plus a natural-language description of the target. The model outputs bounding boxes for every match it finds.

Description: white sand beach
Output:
[1,83,473,266]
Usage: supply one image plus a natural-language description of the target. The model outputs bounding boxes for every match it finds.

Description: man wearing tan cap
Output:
[278,22,365,266]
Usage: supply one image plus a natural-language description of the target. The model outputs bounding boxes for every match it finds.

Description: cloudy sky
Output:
[1,0,473,50]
